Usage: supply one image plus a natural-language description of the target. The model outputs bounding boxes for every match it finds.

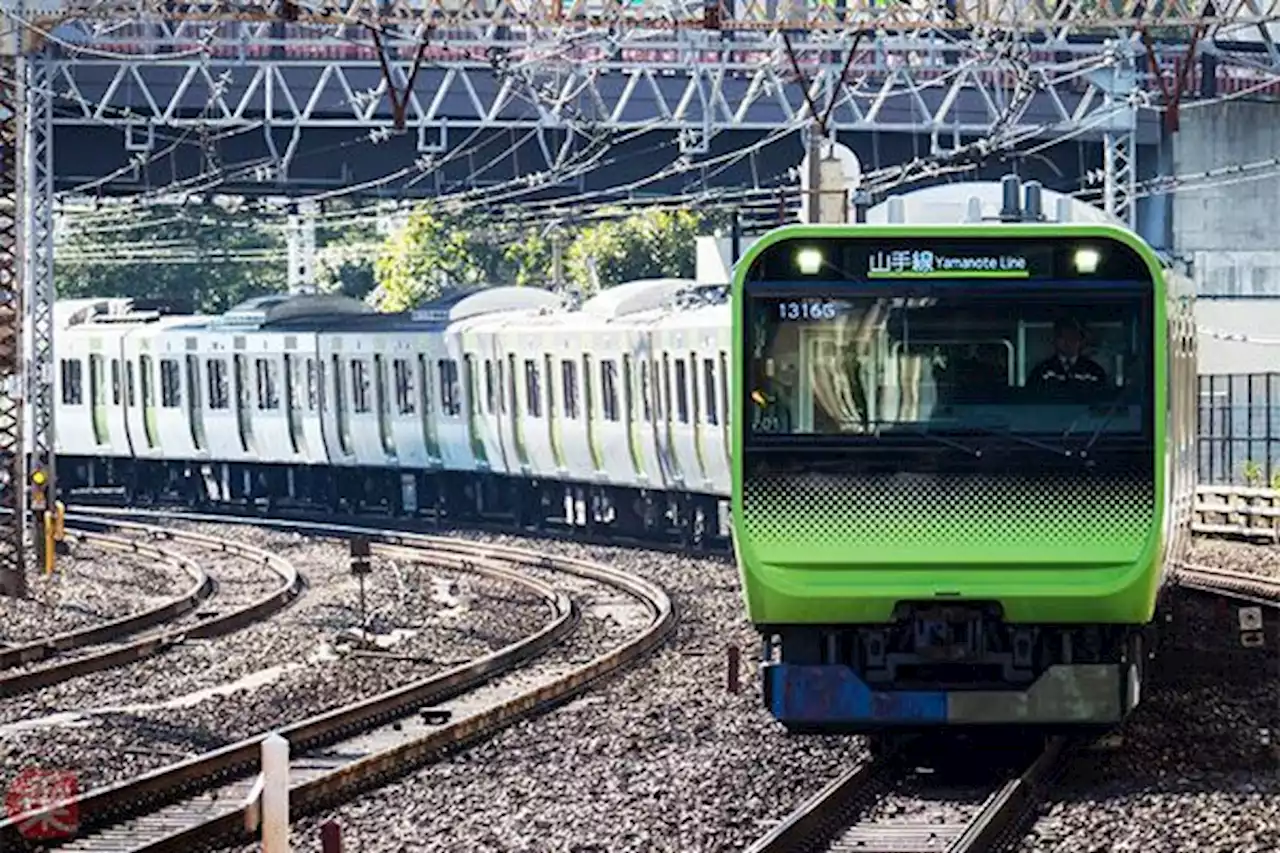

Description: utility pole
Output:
[551,228,564,289]
[806,122,823,224]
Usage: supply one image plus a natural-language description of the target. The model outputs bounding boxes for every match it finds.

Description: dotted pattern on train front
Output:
[740,473,1156,553]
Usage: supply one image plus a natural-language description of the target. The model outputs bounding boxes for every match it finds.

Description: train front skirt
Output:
[764,662,1141,728]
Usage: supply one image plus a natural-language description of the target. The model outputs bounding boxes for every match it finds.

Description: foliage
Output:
[371,209,489,311]
[315,209,380,301]
[1243,459,1263,488]
[55,203,286,314]
[563,208,706,293]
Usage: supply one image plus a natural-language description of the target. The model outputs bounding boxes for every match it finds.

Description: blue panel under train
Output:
[765,663,947,725]
[764,663,1128,729]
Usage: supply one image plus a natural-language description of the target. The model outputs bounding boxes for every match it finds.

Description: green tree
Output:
[315,210,380,301]
[371,209,487,311]
[564,208,706,292]
[55,203,286,314]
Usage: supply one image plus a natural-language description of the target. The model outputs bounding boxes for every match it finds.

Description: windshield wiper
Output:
[873,423,983,458]
[1063,385,1141,456]
[957,421,1076,458]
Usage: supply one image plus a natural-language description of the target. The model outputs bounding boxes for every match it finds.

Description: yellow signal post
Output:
[29,470,55,575]
[53,501,69,559]
[42,511,54,575]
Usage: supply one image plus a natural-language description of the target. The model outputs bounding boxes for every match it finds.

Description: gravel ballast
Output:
[1188,536,1280,578]
[0,523,549,793]
[0,540,192,645]
[1017,565,1280,853]
[221,530,867,853]
[217,530,1280,853]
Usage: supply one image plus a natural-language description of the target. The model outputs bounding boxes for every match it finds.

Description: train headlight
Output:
[796,248,823,275]
[1073,247,1101,275]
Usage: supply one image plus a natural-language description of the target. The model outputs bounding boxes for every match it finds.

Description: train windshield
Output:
[744,281,1154,451]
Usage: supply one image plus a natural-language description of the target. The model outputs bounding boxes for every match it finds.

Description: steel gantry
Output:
[0,37,55,595]
[3,0,1280,592]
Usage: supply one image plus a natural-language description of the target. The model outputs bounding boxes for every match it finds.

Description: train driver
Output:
[1028,317,1108,394]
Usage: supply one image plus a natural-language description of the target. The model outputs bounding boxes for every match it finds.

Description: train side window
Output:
[255,358,280,410]
[160,358,181,408]
[718,351,729,430]
[111,359,121,405]
[393,358,414,415]
[416,355,433,415]
[89,355,104,406]
[208,359,228,409]
[506,354,518,416]
[622,355,635,422]
[601,359,620,422]
[639,360,652,421]
[438,358,460,417]
[60,359,83,405]
[464,356,479,416]
[285,354,301,412]
[687,352,700,425]
[351,359,370,413]
[484,360,496,414]
[306,359,319,411]
[496,358,508,415]
[661,354,672,423]
[562,359,579,419]
[139,355,154,408]
[127,361,136,407]
[524,359,542,418]
[703,357,718,425]
[544,355,555,418]
[674,357,689,424]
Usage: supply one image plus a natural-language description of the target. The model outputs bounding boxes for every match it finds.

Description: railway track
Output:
[746,562,1280,853]
[0,516,301,698]
[747,737,1070,853]
[0,513,675,853]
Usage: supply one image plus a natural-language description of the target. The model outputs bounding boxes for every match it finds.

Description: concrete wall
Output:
[1174,101,1280,375]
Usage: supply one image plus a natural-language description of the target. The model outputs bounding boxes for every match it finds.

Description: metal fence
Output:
[1199,373,1280,487]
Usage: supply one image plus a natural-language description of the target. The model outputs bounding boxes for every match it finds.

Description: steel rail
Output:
[1175,562,1280,606]
[0,515,302,698]
[748,737,1070,853]
[0,512,675,853]
[0,527,212,670]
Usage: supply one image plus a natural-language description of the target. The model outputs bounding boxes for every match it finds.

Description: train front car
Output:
[732,223,1169,734]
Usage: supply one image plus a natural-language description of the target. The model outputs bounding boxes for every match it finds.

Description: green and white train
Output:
[732,177,1198,732]
[51,177,1195,734]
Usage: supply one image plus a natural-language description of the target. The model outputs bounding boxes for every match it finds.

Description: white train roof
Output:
[412,285,565,324]
[579,278,696,321]
[864,180,1123,227]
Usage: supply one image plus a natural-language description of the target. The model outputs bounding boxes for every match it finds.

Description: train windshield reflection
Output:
[745,285,1152,443]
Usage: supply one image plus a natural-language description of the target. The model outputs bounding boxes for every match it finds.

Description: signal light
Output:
[30,469,45,487]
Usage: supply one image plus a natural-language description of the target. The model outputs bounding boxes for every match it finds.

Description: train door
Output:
[139,353,159,451]
[544,351,565,475]
[699,343,731,493]
[373,353,397,460]
[416,352,440,466]
[284,353,304,456]
[90,353,109,446]
[506,351,530,474]
[630,330,665,487]
[233,353,255,454]
[331,352,353,459]
[185,353,207,453]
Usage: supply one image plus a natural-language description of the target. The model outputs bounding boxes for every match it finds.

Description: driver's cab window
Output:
[1020,319,1130,390]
